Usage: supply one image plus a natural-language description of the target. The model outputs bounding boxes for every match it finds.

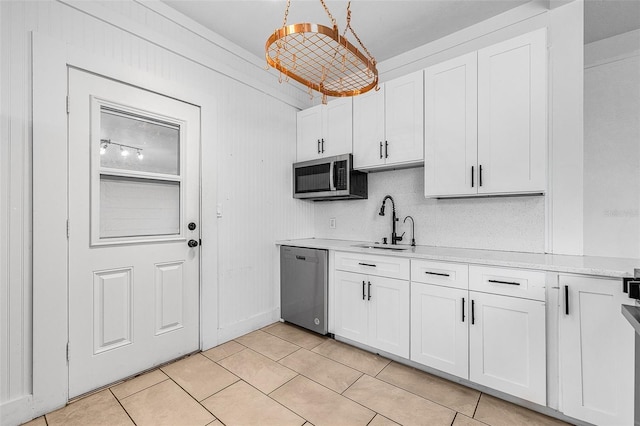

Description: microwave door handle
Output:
[329,161,336,191]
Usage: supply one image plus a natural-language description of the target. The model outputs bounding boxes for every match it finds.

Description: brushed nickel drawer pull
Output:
[358,262,377,267]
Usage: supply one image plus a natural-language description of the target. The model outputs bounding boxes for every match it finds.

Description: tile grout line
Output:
[115,377,170,402]
[201,340,247,363]
[232,377,309,424]
[109,388,138,425]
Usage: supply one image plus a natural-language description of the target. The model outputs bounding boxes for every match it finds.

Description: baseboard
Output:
[1,395,34,426]
[214,309,280,346]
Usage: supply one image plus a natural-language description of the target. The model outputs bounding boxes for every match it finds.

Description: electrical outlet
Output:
[329,218,336,229]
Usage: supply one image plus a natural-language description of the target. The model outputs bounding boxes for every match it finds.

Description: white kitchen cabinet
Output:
[334,269,410,358]
[353,70,423,170]
[296,98,352,162]
[469,291,546,406]
[424,28,547,197]
[424,52,478,197]
[559,275,634,426]
[411,282,469,378]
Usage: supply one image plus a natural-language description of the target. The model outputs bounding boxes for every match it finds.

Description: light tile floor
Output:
[24,322,571,426]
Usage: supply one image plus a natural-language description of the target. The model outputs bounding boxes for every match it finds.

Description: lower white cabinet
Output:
[411,282,469,378]
[559,275,635,426]
[410,263,546,406]
[468,291,546,406]
[334,270,410,358]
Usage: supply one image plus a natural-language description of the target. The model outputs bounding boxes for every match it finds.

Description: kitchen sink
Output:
[352,243,410,251]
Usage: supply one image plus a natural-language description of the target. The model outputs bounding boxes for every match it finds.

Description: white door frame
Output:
[32,31,219,416]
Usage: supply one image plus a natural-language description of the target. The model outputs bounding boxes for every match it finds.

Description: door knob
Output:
[188,222,197,230]
[188,239,199,247]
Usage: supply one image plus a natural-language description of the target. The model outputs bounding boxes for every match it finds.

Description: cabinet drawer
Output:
[411,260,468,289]
[469,265,545,301]
[335,251,409,280]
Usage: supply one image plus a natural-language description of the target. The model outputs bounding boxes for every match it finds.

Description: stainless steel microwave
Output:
[293,154,367,200]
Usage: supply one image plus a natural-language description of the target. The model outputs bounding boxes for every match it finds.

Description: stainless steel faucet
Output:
[378,195,404,245]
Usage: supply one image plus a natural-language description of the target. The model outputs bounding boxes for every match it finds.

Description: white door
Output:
[68,68,201,397]
[322,98,353,158]
[477,29,547,194]
[469,291,546,405]
[424,52,478,197]
[384,70,424,166]
[559,275,634,425]
[334,271,369,346]
[368,276,410,358]
[410,283,468,379]
[296,105,323,162]
[353,87,385,169]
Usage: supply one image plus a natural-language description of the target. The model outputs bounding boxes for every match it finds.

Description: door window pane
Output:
[100,108,180,175]
[100,176,180,239]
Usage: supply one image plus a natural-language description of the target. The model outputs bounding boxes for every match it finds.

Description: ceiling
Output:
[163,0,640,63]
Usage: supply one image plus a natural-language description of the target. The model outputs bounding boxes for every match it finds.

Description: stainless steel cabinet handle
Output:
[317,139,321,154]
[385,141,389,158]
[462,297,465,322]
[367,281,371,300]
[565,285,569,315]
[479,165,483,187]
[425,271,450,277]
[488,279,520,286]
[358,262,377,267]
[379,142,383,159]
[471,300,475,325]
[321,138,325,153]
[362,281,366,300]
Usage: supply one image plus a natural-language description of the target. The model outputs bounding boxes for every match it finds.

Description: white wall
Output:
[0,0,314,423]
[583,30,640,258]
[314,0,584,255]
[315,168,545,253]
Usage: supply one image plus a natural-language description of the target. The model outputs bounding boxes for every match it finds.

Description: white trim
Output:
[0,395,34,426]
[377,0,550,82]
[584,29,640,69]
[31,30,220,419]
[215,309,280,346]
[58,0,309,110]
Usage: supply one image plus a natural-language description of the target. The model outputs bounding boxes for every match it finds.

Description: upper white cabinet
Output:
[559,275,634,426]
[296,97,353,162]
[353,71,424,170]
[425,29,547,197]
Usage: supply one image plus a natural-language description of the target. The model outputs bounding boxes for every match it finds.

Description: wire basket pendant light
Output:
[265,0,379,104]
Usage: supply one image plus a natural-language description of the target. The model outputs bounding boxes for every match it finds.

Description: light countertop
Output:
[276,238,640,278]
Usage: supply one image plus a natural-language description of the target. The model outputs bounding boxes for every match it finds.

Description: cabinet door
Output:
[477,28,546,194]
[559,276,634,425]
[385,70,424,166]
[353,87,385,169]
[368,276,410,358]
[411,283,468,379]
[322,98,353,157]
[334,270,369,346]
[296,105,323,162]
[424,53,478,197]
[469,291,546,405]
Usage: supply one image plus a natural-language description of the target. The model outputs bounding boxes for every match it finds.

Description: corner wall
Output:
[583,30,640,258]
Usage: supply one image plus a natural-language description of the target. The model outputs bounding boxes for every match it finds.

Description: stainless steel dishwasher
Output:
[280,246,328,335]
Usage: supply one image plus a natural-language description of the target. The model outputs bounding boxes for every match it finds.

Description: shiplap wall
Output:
[0,0,314,419]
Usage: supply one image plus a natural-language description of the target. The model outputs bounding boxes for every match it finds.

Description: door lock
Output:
[188,222,197,231]
[188,239,199,247]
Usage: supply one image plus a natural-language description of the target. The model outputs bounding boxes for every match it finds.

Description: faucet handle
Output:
[382,237,388,244]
